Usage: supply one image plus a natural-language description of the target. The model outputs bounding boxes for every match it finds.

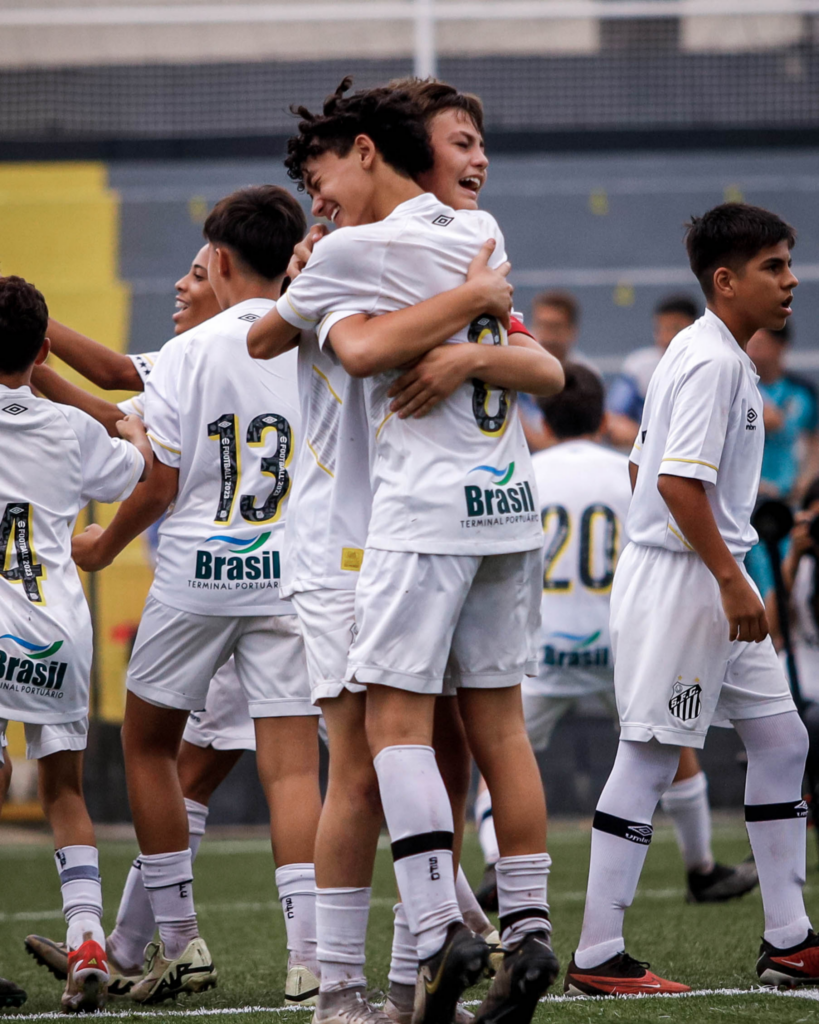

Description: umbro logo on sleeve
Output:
[2,404,27,415]
[238,313,260,322]
[432,215,453,227]
[746,408,758,430]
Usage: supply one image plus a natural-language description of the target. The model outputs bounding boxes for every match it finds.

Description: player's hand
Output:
[720,574,769,643]
[72,524,112,572]
[286,225,328,282]
[388,345,475,419]
[466,239,513,329]
[116,414,145,442]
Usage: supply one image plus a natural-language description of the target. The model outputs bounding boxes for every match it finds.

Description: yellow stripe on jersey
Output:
[661,456,718,472]
[147,431,181,455]
[286,292,318,323]
[306,437,334,478]
[668,524,694,551]
[312,365,343,404]
[376,410,394,439]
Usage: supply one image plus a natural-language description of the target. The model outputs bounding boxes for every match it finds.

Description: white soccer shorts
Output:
[290,589,365,704]
[346,548,541,695]
[126,594,317,718]
[183,657,256,751]
[0,717,88,763]
[521,680,617,752]
[611,543,795,748]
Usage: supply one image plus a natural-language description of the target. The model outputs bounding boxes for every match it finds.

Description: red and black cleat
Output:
[563,952,691,996]
[757,930,819,987]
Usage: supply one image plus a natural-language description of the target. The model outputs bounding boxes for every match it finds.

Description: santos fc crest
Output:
[669,677,702,722]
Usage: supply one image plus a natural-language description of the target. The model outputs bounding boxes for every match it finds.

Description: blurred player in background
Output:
[0,276,150,1011]
[474,364,757,908]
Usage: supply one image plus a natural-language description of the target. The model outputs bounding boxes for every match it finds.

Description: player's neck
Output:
[369,173,425,223]
[0,368,32,390]
[218,273,286,310]
[705,302,756,350]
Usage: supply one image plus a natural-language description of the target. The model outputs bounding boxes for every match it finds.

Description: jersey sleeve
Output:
[660,356,738,485]
[68,409,144,505]
[128,351,161,387]
[142,341,183,468]
[509,314,533,339]
[118,394,145,419]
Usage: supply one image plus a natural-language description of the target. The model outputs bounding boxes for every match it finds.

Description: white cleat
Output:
[129,938,216,1004]
[286,963,320,1006]
[313,986,393,1024]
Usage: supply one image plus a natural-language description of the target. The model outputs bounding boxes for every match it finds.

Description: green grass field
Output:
[2,818,818,1022]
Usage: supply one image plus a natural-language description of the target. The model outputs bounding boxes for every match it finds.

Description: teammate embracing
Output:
[566,204,817,994]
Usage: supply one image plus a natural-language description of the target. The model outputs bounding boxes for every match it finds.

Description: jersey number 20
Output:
[541,503,619,593]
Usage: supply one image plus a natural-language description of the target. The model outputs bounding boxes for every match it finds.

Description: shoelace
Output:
[344,992,391,1023]
[618,953,651,973]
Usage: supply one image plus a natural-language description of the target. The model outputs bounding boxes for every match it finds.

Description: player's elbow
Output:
[339,345,379,379]
[527,358,565,398]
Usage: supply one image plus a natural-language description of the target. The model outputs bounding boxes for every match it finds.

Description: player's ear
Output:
[354,134,377,171]
[712,266,735,301]
[35,337,51,366]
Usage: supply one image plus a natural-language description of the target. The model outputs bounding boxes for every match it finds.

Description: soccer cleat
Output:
[757,929,819,987]
[686,859,758,904]
[0,978,26,1009]
[414,921,489,1024]
[313,986,393,1023]
[61,939,110,1013]
[563,952,690,996]
[474,930,559,1024]
[25,932,141,998]
[384,982,474,1024]
[285,963,320,1006]
[129,938,217,1004]
[475,865,498,913]
[482,928,503,978]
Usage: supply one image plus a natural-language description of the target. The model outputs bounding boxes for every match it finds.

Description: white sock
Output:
[736,713,813,949]
[455,865,492,936]
[108,858,155,970]
[55,846,104,949]
[496,854,551,946]
[575,740,679,969]
[388,902,417,988]
[474,788,499,866]
[374,745,461,961]
[316,887,370,993]
[185,798,209,861]
[276,863,318,973]
[660,771,714,874]
[140,849,199,961]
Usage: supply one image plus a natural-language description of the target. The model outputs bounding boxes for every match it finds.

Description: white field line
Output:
[5,987,819,1020]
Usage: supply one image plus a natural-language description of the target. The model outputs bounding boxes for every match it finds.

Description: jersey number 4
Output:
[0,502,45,603]
[208,412,293,526]
[541,503,619,593]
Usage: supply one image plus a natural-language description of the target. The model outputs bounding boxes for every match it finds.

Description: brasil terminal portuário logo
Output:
[469,461,515,486]
[0,634,64,660]
[204,532,271,553]
[548,630,602,652]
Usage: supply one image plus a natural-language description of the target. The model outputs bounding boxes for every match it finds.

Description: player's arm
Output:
[326,240,512,378]
[629,461,639,492]
[388,332,564,420]
[247,308,300,359]
[46,319,143,391]
[30,364,127,437]
[72,458,176,572]
[657,475,768,643]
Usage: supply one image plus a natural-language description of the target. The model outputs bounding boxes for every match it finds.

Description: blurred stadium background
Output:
[1,0,816,822]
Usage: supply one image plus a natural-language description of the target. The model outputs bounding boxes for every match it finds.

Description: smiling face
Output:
[173,244,222,334]
[304,138,379,229]
[416,108,488,211]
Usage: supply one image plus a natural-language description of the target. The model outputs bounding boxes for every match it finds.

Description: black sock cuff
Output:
[593,810,653,845]
[499,907,550,935]
[391,830,454,862]
[745,799,808,822]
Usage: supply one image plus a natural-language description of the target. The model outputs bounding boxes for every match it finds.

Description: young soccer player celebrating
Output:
[0,276,150,1010]
[565,204,816,994]
[72,186,322,1003]
[249,82,564,1024]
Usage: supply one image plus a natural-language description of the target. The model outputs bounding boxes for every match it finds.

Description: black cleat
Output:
[686,859,758,904]
[757,929,819,987]
[0,978,26,1009]
[414,922,488,1024]
[475,865,498,913]
[474,930,559,1024]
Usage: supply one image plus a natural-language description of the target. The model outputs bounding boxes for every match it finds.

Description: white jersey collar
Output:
[0,383,33,397]
[384,192,446,223]
[702,308,756,375]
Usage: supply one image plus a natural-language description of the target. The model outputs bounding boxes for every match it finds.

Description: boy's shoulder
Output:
[534,439,628,472]
[663,315,743,376]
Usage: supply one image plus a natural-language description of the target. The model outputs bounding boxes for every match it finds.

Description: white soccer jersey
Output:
[118,351,161,419]
[143,299,301,616]
[281,331,372,595]
[0,385,143,724]
[278,192,541,556]
[628,309,764,557]
[528,440,631,696]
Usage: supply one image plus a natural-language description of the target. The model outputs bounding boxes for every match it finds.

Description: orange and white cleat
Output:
[563,951,690,997]
[61,938,110,1013]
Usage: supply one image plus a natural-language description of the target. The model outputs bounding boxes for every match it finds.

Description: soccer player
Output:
[473,364,758,906]
[72,186,322,1003]
[0,275,150,1010]
[248,82,564,1024]
[564,203,817,995]
[25,249,285,1000]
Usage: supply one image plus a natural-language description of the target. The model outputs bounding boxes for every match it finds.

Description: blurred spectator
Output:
[606,294,699,449]
[521,290,597,451]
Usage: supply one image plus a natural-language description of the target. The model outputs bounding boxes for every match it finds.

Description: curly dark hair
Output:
[285,77,434,189]
[0,275,49,374]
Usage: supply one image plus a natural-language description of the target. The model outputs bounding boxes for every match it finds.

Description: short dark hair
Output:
[532,290,580,328]
[0,276,48,374]
[284,78,434,189]
[387,78,485,137]
[685,203,796,299]
[203,185,306,281]
[538,362,604,439]
[654,294,699,321]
